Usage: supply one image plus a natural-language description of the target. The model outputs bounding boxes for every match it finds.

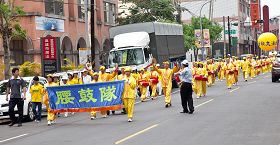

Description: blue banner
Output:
[46,80,125,112]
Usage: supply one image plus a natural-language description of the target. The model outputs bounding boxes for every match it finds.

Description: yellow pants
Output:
[140,86,148,101]
[196,80,204,97]
[151,84,157,98]
[220,71,225,80]
[249,68,255,78]
[123,98,135,119]
[226,74,235,88]
[90,111,96,117]
[242,71,248,80]
[162,86,172,104]
[234,72,238,84]
[192,80,197,95]
[208,75,213,86]
[202,81,207,96]
[47,109,56,121]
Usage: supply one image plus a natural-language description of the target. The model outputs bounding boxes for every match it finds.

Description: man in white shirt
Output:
[82,69,92,84]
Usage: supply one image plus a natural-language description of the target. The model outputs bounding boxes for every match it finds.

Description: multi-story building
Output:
[269,16,280,51]
[181,0,256,57]
[0,0,117,67]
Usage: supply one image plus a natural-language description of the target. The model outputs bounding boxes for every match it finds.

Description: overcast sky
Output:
[261,0,280,18]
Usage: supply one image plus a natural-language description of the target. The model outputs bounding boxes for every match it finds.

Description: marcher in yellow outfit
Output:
[206,60,215,87]
[149,66,159,99]
[90,72,99,120]
[226,60,235,89]
[98,66,118,117]
[123,67,137,122]
[201,63,208,96]
[154,61,179,108]
[249,57,256,79]
[241,58,250,81]
[72,71,83,84]
[194,62,207,98]
[43,74,58,126]
[139,68,150,102]
[192,62,198,95]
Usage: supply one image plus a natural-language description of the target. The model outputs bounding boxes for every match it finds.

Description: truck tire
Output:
[26,103,35,121]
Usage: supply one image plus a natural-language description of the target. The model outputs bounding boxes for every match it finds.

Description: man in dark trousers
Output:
[6,68,27,127]
[175,60,194,114]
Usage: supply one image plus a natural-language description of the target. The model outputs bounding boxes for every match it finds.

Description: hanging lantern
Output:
[258,32,278,51]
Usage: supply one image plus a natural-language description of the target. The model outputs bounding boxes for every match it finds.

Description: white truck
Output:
[108,22,186,70]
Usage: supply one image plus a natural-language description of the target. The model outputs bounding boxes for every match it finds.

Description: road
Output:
[0,73,280,145]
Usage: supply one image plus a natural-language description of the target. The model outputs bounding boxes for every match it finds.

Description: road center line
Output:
[0,134,28,143]
[229,87,240,93]
[115,124,158,144]
[195,99,214,108]
[248,81,257,84]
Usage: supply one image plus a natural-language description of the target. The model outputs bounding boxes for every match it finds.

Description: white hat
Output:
[182,60,189,65]
[156,64,160,67]
[53,73,60,77]
[62,76,68,80]
[73,71,79,74]
[67,71,73,75]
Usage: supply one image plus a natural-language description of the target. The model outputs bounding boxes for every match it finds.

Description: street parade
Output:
[1,0,280,145]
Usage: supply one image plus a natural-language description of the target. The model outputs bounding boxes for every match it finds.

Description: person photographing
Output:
[175,60,194,114]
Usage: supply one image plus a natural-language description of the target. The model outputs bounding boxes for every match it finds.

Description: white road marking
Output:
[248,81,257,84]
[264,75,270,78]
[229,87,240,93]
[0,134,28,143]
[115,124,158,144]
[195,99,214,108]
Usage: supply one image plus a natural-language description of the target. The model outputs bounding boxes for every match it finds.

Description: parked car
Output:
[0,77,48,121]
[272,55,280,82]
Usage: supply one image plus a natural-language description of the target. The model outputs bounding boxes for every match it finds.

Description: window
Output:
[78,0,86,19]
[104,2,116,25]
[45,0,64,16]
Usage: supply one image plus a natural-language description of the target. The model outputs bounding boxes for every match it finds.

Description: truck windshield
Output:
[108,48,144,68]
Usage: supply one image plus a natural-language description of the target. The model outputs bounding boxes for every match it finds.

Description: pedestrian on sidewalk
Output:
[6,68,27,127]
[175,60,194,114]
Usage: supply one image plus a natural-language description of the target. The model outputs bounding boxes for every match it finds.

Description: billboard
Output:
[36,16,64,32]
[195,29,211,48]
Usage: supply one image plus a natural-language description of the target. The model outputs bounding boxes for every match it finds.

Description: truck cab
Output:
[108,32,152,70]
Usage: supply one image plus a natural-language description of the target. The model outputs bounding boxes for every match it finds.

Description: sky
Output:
[261,0,280,18]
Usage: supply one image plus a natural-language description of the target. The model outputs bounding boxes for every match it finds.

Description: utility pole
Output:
[228,16,232,56]
[84,0,89,48]
[90,0,95,67]
[223,16,226,58]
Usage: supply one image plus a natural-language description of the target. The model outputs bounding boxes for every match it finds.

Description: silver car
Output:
[272,55,280,82]
[0,77,48,121]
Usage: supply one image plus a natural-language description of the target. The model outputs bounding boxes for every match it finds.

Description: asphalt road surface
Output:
[0,73,279,145]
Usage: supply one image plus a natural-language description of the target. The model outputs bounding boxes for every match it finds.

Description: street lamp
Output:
[200,0,211,61]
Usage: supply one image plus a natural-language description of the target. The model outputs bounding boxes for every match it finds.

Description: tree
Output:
[117,0,176,25]
[183,17,223,60]
[0,1,26,79]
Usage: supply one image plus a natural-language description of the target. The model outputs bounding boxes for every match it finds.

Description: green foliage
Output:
[117,0,176,25]
[19,62,41,77]
[183,17,223,51]
[61,58,84,72]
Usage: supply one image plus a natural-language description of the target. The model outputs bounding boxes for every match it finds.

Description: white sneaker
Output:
[71,112,75,115]
[47,121,51,126]
[102,115,107,118]
[90,117,96,120]
[196,96,200,99]
[51,121,55,124]
[128,118,133,122]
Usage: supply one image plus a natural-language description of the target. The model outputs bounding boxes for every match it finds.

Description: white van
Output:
[0,77,47,121]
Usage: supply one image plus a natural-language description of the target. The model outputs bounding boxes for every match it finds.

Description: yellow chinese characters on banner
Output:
[195,29,211,48]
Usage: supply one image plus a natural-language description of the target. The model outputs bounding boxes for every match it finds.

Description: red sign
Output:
[42,37,57,60]
[250,3,260,29]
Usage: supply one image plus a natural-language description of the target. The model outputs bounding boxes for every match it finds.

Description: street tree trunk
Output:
[3,34,11,79]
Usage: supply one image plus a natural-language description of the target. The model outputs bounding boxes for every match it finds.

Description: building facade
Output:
[181,0,255,57]
[0,0,117,67]
[269,17,280,51]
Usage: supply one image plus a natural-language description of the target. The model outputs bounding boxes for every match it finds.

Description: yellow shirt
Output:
[72,77,82,84]
[98,72,117,82]
[154,66,179,88]
[30,84,44,102]
[123,75,137,99]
